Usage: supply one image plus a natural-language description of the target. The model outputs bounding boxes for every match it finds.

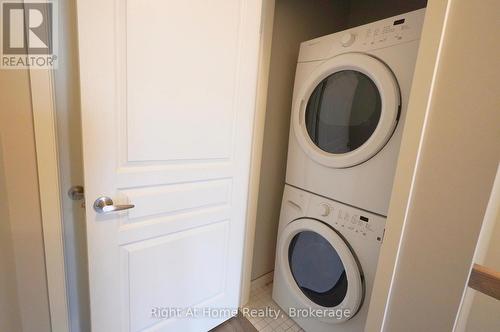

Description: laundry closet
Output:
[249,0,427,286]
[246,0,427,331]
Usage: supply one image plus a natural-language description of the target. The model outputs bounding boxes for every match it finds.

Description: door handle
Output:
[68,185,85,200]
[93,196,134,214]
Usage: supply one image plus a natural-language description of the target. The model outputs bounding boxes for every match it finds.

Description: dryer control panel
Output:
[359,15,416,48]
[298,8,425,62]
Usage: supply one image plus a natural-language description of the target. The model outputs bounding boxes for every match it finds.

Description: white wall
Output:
[53,0,90,331]
[346,0,427,27]
[0,137,22,332]
[455,165,500,331]
[463,202,500,331]
[367,0,500,330]
[251,0,349,280]
[0,68,51,332]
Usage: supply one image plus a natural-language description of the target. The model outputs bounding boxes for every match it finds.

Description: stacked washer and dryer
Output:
[272,9,425,332]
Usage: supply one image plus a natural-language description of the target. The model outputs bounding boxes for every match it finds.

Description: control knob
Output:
[341,33,356,47]
[320,203,331,217]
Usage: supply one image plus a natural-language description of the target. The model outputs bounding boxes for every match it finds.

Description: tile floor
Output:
[242,272,303,332]
[210,311,257,332]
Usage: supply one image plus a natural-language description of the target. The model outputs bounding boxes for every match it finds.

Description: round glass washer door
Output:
[293,53,400,168]
[278,218,363,323]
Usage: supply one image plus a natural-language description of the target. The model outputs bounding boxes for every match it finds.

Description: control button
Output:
[340,33,355,47]
[320,203,330,217]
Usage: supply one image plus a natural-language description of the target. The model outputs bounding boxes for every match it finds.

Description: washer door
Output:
[278,218,363,323]
[293,53,400,168]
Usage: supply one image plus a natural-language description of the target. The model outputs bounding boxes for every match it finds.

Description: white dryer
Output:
[273,185,385,332]
[286,9,425,215]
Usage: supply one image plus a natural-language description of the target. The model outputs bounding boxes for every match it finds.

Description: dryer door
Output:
[293,53,400,168]
[278,218,363,323]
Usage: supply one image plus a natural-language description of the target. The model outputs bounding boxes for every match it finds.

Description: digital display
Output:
[360,216,369,222]
[394,18,405,26]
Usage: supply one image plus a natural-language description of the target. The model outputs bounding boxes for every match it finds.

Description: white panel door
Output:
[75,1,262,331]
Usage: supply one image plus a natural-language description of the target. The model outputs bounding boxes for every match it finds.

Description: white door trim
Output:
[25,0,69,329]
[29,49,70,332]
[240,0,275,305]
[364,0,452,330]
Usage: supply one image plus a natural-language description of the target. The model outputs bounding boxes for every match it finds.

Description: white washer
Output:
[273,185,385,332]
[286,9,425,216]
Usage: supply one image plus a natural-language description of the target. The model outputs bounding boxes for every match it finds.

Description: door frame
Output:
[365,1,451,329]
[29,63,70,330]
[240,0,275,305]
[366,0,500,330]
[26,0,69,330]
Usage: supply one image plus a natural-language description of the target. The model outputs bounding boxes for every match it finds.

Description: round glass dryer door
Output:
[305,71,381,154]
[293,53,400,168]
[278,219,363,323]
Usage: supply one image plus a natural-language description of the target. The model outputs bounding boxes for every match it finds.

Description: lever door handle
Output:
[93,196,134,214]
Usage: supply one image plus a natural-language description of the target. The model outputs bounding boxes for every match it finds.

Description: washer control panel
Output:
[308,194,386,243]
